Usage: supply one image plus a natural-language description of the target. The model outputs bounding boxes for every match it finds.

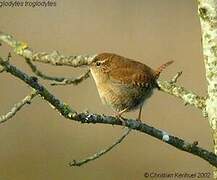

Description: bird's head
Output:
[89,53,113,83]
[89,53,112,69]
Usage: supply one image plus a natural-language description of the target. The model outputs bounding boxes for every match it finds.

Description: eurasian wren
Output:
[89,53,173,121]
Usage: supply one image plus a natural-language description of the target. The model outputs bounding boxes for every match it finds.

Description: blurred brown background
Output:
[0,0,212,179]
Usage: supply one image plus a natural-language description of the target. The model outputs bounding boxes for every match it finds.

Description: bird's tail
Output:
[155,60,174,78]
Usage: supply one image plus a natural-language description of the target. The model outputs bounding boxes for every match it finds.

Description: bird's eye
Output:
[96,61,101,66]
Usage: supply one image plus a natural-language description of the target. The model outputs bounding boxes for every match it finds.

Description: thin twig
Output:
[25,58,90,86]
[50,70,90,86]
[25,58,66,81]
[0,57,217,167]
[157,79,206,110]
[70,128,131,166]
[0,90,38,124]
[170,71,182,83]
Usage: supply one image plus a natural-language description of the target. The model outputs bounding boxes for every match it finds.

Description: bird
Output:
[89,52,173,121]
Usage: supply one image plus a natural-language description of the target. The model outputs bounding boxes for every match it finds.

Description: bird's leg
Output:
[115,108,128,125]
[137,105,143,122]
[117,108,128,117]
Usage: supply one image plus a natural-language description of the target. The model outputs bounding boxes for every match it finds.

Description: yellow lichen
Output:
[14,42,28,55]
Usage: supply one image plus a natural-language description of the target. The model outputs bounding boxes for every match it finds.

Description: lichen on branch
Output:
[197,0,217,178]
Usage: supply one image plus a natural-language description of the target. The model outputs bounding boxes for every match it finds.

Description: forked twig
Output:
[0,90,38,124]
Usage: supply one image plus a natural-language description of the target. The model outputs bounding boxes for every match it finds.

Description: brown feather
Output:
[96,53,156,86]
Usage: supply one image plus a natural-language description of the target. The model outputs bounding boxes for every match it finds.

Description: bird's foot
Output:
[136,118,142,122]
[115,113,126,126]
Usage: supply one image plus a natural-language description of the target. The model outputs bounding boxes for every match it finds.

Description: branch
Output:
[0,32,96,67]
[50,70,90,86]
[0,57,77,116]
[70,128,131,166]
[25,58,68,81]
[0,57,216,167]
[158,78,206,111]
[25,58,90,86]
[197,0,217,178]
[0,90,38,124]
[170,71,183,83]
[198,0,217,128]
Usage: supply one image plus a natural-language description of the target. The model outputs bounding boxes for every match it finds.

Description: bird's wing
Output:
[108,56,155,87]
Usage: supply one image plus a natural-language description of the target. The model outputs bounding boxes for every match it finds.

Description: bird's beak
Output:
[87,54,98,67]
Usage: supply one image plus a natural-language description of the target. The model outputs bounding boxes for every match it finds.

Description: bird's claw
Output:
[115,114,126,126]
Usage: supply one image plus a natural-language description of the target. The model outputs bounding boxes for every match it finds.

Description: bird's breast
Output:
[90,67,109,84]
[96,80,154,112]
